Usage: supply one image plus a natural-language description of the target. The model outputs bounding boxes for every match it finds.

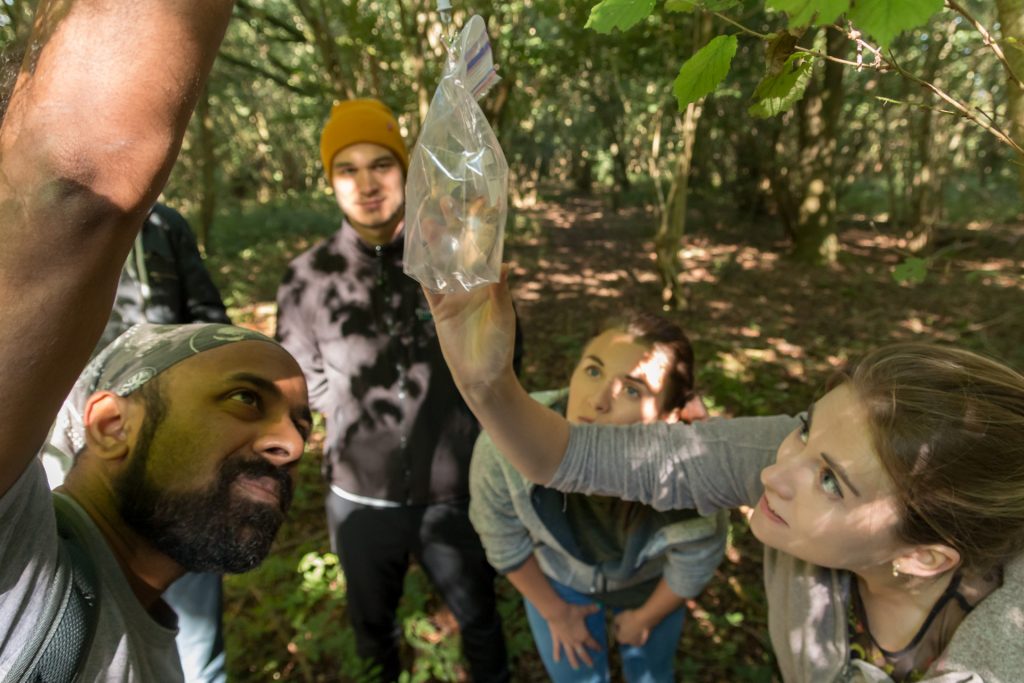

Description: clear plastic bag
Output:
[404,15,508,293]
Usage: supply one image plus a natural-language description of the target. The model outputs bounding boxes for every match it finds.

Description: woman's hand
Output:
[422,265,517,399]
[546,601,602,669]
[612,609,652,647]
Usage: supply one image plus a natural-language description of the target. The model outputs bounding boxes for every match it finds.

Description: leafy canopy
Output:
[587,0,945,115]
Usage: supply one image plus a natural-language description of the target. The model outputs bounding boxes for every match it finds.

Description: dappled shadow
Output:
[506,197,1024,419]
[223,194,1021,682]
[499,197,1022,680]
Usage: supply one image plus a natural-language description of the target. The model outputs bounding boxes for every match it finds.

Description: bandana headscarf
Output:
[44,323,280,476]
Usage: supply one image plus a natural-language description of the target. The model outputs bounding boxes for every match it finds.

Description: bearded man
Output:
[0,0,310,680]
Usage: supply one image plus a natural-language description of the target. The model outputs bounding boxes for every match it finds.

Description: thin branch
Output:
[218,52,315,96]
[698,6,1024,154]
[838,21,886,70]
[887,50,1024,156]
[709,10,772,40]
[235,0,307,44]
[874,95,957,117]
[945,0,1024,91]
[803,50,890,71]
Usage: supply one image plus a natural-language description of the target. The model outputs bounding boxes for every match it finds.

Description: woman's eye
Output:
[820,467,844,498]
[624,385,642,399]
[584,365,601,379]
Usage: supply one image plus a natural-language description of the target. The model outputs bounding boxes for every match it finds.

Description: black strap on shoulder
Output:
[27,498,101,683]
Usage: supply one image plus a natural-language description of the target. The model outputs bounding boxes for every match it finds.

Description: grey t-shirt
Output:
[0,460,183,682]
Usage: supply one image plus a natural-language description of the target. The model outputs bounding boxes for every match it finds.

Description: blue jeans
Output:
[523,578,685,683]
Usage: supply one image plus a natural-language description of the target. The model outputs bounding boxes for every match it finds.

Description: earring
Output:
[891,561,901,578]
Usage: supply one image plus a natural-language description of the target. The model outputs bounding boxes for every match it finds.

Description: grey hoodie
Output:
[469,390,728,602]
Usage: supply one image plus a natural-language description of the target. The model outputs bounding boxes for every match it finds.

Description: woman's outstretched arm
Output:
[424,271,569,483]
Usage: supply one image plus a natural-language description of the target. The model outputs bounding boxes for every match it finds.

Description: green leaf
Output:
[673,34,739,110]
[585,0,657,33]
[848,0,942,49]
[892,257,929,285]
[749,52,816,117]
[666,0,741,14]
[665,0,700,11]
[767,0,850,28]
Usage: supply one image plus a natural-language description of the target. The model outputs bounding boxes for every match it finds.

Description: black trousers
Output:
[326,492,509,683]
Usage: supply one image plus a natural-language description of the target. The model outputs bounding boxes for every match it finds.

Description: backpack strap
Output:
[9,495,100,683]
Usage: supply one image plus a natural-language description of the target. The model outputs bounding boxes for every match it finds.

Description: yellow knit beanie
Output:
[319,99,408,181]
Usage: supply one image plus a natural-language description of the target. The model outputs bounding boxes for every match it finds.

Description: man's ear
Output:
[82,391,133,461]
[896,544,962,579]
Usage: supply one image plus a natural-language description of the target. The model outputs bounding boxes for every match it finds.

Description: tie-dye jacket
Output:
[275,222,480,505]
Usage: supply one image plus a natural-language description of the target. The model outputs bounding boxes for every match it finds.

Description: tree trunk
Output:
[292,0,350,98]
[997,0,1024,202]
[395,0,433,125]
[571,150,593,195]
[775,28,845,264]
[653,15,711,311]
[905,18,957,249]
[654,102,702,311]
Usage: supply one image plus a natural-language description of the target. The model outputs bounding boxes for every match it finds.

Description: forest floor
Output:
[217,192,1023,682]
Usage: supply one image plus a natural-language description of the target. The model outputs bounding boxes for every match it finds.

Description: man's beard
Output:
[116,400,294,574]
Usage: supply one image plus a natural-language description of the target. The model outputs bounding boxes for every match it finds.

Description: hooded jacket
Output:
[470,390,729,603]
[97,203,229,353]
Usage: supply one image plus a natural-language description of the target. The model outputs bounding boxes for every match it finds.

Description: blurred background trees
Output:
[4,0,1018,288]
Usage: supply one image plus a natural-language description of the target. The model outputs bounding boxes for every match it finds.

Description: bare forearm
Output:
[425,274,570,483]
[506,555,566,619]
[0,0,234,494]
[466,369,569,484]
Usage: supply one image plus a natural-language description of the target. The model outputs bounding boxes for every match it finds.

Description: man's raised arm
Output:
[0,0,234,495]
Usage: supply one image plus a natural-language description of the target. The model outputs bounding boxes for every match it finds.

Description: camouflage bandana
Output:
[47,323,279,463]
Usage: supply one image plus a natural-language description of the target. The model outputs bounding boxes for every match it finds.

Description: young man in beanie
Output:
[275,99,511,682]
[0,0,312,680]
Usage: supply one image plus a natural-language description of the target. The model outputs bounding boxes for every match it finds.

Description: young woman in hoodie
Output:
[470,312,723,681]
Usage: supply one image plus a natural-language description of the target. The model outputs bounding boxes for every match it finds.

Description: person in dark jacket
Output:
[96,203,231,351]
[275,98,511,682]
